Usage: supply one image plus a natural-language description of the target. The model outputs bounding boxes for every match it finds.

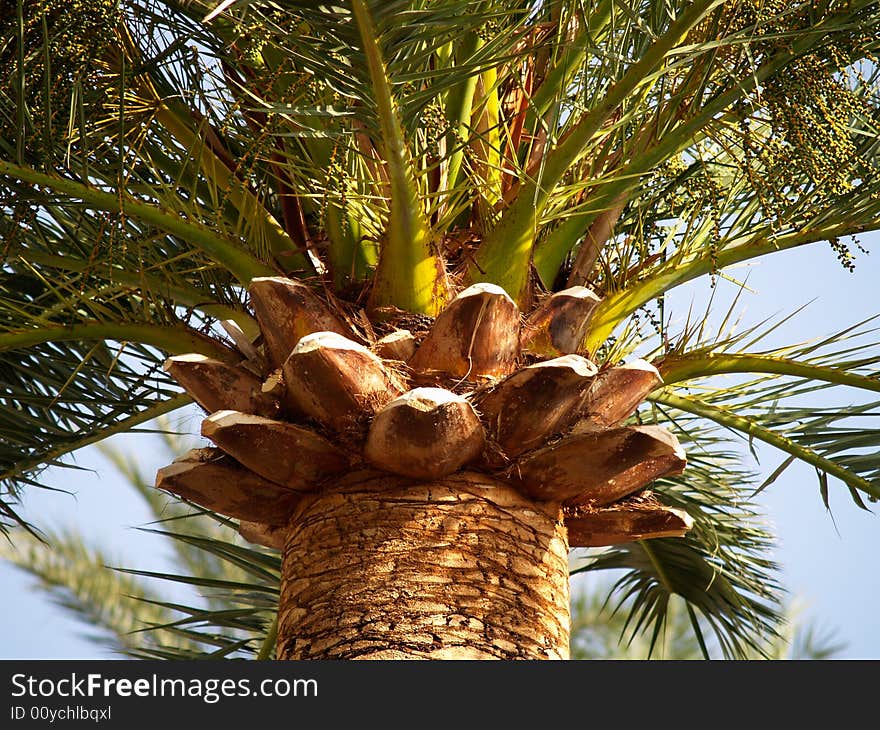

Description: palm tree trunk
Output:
[277,470,570,659]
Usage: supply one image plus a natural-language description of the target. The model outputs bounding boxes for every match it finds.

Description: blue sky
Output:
[1,238,878,659]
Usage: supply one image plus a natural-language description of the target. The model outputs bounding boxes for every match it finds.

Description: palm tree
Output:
[2,0,878,659]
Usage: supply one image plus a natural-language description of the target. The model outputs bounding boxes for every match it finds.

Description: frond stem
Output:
[0,323,233,360]
[0,160,276,285]
[658,354,880,394]
[651,389,880,499]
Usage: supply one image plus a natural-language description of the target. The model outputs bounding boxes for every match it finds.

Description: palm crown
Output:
[2,0,879,658]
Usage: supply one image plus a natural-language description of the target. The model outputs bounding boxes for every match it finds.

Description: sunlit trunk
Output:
[277,470,570,660]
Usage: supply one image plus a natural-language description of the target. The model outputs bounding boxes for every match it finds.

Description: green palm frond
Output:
[570,585,705,660]
[785,619,845,660]
[570,581,844,660]
[113,526,279,660]
[3,428,279,659]
[656,389,880,505]
[641,314,880,507]
[0,527,205,655]
[0,338,190,533]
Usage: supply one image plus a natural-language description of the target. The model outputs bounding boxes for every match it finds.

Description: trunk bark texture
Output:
[277,470,570,660]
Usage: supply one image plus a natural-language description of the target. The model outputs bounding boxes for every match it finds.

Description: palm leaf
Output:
[0,528,205,655]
